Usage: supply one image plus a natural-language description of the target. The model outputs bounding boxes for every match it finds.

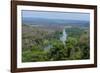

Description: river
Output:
[60,28,67,45]
[44,28,67,50]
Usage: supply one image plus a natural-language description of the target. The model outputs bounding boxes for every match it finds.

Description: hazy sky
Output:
[22,10,90,21]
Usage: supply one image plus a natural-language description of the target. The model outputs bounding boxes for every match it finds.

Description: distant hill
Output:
[22,17,90,27]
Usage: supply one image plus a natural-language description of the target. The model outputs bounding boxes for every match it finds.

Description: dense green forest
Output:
[22,24,90,62]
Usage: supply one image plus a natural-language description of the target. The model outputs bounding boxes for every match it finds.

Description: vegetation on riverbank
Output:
[22,24,90,62]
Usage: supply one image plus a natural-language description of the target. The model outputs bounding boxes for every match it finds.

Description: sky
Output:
[22,10,90,21]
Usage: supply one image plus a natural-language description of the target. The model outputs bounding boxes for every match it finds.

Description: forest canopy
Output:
[22,24,90,62]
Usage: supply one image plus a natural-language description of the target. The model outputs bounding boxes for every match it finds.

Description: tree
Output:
[65,37,79,59]
[47,40,69,61]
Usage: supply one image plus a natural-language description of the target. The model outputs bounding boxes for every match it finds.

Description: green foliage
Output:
[22,45,49,62]
[47,40,68,60]
[22,24,90,62]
